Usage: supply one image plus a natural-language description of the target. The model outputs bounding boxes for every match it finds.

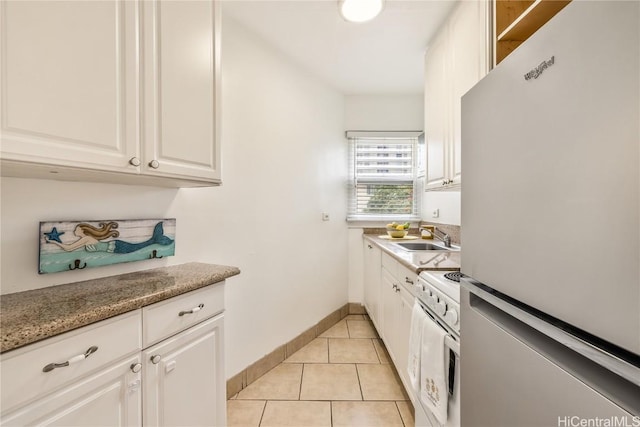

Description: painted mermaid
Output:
[46,221,173,254]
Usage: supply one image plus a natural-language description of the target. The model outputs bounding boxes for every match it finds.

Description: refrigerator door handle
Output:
[462,278,640,387]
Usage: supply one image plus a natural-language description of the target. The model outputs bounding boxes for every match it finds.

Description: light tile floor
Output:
[228,315,415,427]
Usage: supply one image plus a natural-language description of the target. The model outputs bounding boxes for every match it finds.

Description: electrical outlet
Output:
[322,212,330,221]
[432,209,440,218]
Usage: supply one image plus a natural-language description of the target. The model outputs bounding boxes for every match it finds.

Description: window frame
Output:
[346,131,424,222]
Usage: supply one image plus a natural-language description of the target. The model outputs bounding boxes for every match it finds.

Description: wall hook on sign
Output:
[68,259,87,271]
[150,250,163,259]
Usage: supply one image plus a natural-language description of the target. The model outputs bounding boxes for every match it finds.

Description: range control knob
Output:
[444,308,459,325]
[427,294,438,309]
[435,299,447,316]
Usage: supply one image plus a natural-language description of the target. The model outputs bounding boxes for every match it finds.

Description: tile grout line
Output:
[394,401,407,427]
[372,338,382,364]
[257,400,267,427]
[330,400,334,427]
[354,363,365,401]
[298,363,305,401]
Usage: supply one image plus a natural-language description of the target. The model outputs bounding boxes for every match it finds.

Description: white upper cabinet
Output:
[0,1,139,173]
[424,31,450,190]
[0,0,221,187]
[141,0,221,182]
[424,0,490,191]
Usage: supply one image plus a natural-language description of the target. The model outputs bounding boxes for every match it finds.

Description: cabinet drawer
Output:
[142,283,225,347]
[398,266,418,295]
[0,310,141,414]
[381,252,398,277]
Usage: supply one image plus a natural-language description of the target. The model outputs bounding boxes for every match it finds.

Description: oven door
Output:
[414,300,461,427]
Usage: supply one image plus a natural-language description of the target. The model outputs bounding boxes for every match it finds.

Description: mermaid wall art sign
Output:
[39,219,176,274]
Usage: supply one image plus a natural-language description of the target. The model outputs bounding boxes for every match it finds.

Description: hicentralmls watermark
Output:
[558,416,640,427]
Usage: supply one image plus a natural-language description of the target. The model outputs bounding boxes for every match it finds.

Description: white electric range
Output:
[412,270,462,427]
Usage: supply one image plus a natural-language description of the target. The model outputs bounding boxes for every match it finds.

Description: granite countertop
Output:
[0,262,240,354]
[364,234,461,273]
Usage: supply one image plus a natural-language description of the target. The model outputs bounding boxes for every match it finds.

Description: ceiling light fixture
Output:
[339,0,384,23]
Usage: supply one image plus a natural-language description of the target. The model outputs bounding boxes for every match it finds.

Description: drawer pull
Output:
[405,277,414,285]
[42,346,98,373]
[179,303,204,317]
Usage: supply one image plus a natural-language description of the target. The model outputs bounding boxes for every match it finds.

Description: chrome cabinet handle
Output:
[43,346,98,372]
[179,303,204,317]
[129,157,141,166]
[150,354,162,364]
[395,286,401,293]
[405,277,414,285]
[149,159,160,169]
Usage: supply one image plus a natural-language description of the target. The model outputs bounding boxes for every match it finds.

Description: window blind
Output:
[348,135,421,220]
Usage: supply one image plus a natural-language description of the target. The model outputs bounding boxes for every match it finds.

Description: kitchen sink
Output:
[393,242,450,251]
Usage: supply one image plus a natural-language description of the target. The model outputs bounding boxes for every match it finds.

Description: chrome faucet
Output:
[433,227,451,248]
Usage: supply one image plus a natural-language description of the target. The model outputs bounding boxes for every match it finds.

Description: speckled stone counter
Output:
[364,234,461,273]
[0,262,240,353]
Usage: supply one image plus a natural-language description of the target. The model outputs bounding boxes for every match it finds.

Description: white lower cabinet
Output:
[0,284,226,427]
[143,314,225,427]
[366,245,418,400]
[2,354,142,427]
[363,240,382,331]
[396,285,413,390]
[381,266,399,356]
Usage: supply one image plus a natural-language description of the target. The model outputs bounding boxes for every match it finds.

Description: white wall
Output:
[0,15,349,379]
[422,191,461,226]
[345,94,423,131]
[344,94,424,304]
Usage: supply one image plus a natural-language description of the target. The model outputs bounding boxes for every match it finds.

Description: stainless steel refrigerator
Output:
[460,1,640,425]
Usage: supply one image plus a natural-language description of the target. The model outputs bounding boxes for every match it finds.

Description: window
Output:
[347,131,424,221]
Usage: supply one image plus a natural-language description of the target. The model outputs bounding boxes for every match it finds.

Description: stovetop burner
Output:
[444,272,464,283]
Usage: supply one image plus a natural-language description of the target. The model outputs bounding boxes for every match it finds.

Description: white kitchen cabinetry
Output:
[2,355,142,427]
[1,312,143,426]
[363,240,382,331]
[0,285,226,426]
[380,253,417,393]
[424,0,490,191]
[141,0,221,183]
[143,315,225,427]
[381,266,399,354]
[0,0,221,187]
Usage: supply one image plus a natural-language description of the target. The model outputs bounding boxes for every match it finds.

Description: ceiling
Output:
[221,0,458,95]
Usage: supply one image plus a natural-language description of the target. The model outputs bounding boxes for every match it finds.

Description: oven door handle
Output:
[445,335,459,356]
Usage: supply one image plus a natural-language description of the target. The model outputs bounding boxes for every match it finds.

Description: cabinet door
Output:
[449,0,490,186]
[143,314,225,427]
[380,267,398,362]
[0,0,139,172]
[424,31,450,190]
[395,285,414,393]
[1,355,141,426]
[363,240,382,330]
[142,0,221,182]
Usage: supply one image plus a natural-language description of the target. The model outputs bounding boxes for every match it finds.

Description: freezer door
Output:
[460,289,639,426]
[461,0,640,353]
